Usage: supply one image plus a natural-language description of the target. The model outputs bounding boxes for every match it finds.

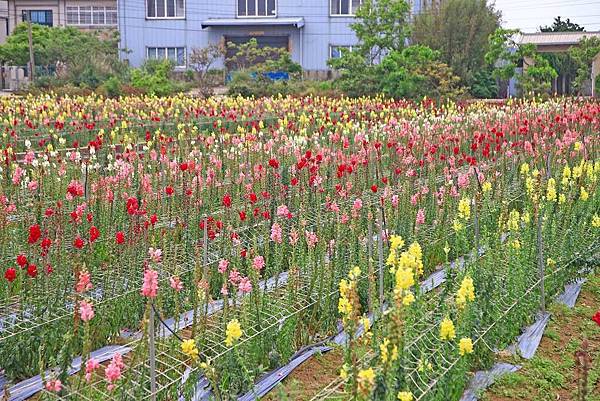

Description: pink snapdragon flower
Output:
[458,173,470,188]
[141,269,159,298]
[79,300,95,322]
[75,271,93,293]
[12,166,24,186]
[238,277,252,293]
[252,255,265,272]
[276,205,291,218]
[305,231,318,248]
[229,269,241,285]
[416,209,425,226]
[28,181,38,192]
[105,353,124,391]
[45,379,62,392]
[169,276,183,292]
[218,259,229,273]
[148,247,162,263]
[270,223,283,244]
[85,358,100,382]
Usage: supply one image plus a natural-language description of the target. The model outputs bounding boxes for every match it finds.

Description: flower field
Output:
[0,94,598,401]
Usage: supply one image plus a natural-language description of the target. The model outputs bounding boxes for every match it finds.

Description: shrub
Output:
[469,68,499,99]
[97,76,123,98]
[130,60,186,96]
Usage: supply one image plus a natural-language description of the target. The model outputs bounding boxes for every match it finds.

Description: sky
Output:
[493,0,600,32]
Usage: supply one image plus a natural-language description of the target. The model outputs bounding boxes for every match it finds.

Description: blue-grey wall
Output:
[118,0,421,71]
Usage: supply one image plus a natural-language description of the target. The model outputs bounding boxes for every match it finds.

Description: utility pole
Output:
[25,11,35,82]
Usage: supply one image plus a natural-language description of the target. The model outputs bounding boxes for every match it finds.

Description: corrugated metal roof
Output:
[201,17,304,29]
[516,31,600,46]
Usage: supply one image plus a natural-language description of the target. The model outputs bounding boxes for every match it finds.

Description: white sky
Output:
[493,0,600,32]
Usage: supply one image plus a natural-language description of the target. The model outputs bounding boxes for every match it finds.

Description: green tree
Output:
[328,50,381,97]
[412,0,500,87]
[485,28,557,97]
[378,45,465,101]
[351,0,411,62]
[225,39,302,97]
[540,16,584,32]
[0,23,122,87]
[328,0,412,96]
[539,16,585,95]
[569,36,600,95]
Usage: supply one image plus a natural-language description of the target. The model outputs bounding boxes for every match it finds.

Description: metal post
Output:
[537,209,545,313]
[202,216,208,275]
[367,217,373,313]
[473,197,480,258]
[149,303,157,401]
[202,216,209,313]
[377,210,384,313]
[25,11,35,82]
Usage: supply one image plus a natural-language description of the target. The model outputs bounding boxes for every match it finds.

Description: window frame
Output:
[329,45,354,59]
[22,10,54,26]
[146,46,187,68]
[146,0,186,19]
[66,6,118,26]
[237,0,277,18]
[329,0,362,16]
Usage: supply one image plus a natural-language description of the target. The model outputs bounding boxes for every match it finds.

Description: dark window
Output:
[147,0,184,18]
[23,10,53,26]
[147,47,187,67]
[237,0,276,16]
[225,36,288,69]
[330,0,361,15]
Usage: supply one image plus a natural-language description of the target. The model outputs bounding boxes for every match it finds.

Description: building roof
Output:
[201,17,304,29]
[515,31,600,46]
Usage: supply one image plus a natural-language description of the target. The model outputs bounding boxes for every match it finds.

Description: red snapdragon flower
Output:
[41,237,52,249]
[268,158,280,169]
[115,231,125,244]
[239,211,246,221]
[4,267,16,282]
[179,162,188,172]
[593,311,600,327]
[28,224,41,244]
[74,236,85,249]
[371,185,378,193]
[223,193,232,208]
[27,264,38,278]
[248,193,258,203]
[89,226,100,243]
[126,197,139,215]
[165,186,174,196]
[17,254,28,268]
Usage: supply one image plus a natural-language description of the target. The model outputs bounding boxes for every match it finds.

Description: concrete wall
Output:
[7,0,116,33]
[119,0,423,72]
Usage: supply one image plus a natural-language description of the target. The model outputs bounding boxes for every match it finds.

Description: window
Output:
[238,0,276,17]
[147,47,186,67]
[106,7,118,25]
[329,45,353,59]
[22,10,53,26]
[67,6,118,26]
[330,0,361,15]
[93,7,105,25]
[147,0,185,18]
[80,6,92,25]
